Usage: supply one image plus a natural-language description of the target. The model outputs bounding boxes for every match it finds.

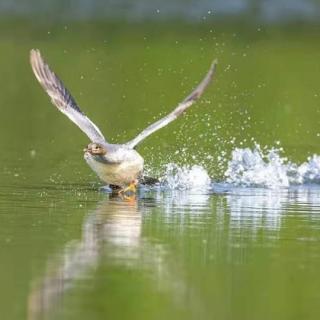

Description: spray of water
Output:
[144,143,320,191]
[224,144,320,188]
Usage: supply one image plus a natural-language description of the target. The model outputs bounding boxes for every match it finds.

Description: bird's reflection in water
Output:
[27,186,320,319]
[27,195,141,319]
[27,191,210,320]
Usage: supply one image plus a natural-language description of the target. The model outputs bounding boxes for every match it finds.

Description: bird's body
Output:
[84,144,144,187]
[30,49,216,193]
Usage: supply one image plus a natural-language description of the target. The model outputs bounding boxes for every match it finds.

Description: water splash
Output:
[224,145,292,188]
[160,163,211,190]
[296,155,320,184]
[152,144,320,190]
[224,145,320,188]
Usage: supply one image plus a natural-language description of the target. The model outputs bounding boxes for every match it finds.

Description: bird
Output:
[30,49,217,194]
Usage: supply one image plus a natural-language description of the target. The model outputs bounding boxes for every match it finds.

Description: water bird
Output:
[30,49,216,194]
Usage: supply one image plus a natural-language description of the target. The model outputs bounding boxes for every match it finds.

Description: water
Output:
[6,184,320,320]
[2,20,320,320]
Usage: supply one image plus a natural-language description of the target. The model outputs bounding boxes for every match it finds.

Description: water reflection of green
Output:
[22,188,320,320]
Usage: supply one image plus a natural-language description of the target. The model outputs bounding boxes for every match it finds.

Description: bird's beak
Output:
[84,144,93,153]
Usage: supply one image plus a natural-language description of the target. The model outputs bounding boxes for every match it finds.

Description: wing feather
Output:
[30,49,106,143]
[125,60,217,149]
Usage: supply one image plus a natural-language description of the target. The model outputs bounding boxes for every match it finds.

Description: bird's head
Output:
[84,142,107,156]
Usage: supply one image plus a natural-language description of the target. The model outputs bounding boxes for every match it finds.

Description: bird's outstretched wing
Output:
[125,60,217,149]
[30,49,106,143]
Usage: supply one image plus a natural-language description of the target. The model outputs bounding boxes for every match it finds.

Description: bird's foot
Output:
[119,181,137,194]
[118,181,137,200]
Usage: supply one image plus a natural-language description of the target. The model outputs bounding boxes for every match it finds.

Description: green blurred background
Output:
[1,1,320,320]
[1,0,320,183]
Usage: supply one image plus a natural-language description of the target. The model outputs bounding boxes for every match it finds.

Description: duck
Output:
[30,49,216,193]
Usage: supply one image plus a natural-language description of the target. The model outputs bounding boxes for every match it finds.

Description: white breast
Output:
[84,149,144,187]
